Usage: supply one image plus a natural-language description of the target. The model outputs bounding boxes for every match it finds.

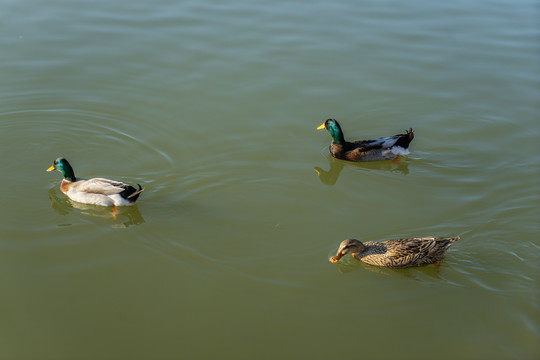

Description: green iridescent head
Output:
[317,118,345,145]
[47,157,76,182]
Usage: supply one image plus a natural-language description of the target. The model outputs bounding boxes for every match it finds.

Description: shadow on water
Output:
[48,187,145,227]
[314,155,410,185]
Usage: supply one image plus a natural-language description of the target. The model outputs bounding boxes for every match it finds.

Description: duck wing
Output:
[73,178,131,195]
[351,129,414,150]
[386,236,458,260]
[385,237,440,259]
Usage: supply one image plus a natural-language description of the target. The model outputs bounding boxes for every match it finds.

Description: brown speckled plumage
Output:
[330,237,459,268]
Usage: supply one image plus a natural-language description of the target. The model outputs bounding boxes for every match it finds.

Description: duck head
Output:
[317,118,345,145]
[47,157,76,182]
[330,239,365,263]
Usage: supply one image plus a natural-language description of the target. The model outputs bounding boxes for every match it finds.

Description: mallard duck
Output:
[46,157,144,208]
[317,119,414,161]
[330,237,459,269]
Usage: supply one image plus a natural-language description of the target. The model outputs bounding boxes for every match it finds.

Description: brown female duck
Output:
[330,237,459,269]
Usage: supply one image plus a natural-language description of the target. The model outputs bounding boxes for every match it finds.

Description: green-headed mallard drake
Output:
[47,157,144,208]
[317,119,414,161]
[330,237,458,269]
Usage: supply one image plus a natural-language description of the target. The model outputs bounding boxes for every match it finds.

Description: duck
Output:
[330,237,459,270]
[317,119,414,161]
[46,157,144,210]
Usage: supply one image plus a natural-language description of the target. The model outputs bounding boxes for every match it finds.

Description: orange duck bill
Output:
[330,253,343,263]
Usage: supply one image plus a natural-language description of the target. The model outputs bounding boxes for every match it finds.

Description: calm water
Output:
[1,0,539,359]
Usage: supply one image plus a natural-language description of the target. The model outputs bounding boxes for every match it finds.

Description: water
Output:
[1,0,539,359]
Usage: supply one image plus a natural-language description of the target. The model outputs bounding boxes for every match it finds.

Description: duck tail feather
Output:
[394,128,414,148]
[127,184,144,199]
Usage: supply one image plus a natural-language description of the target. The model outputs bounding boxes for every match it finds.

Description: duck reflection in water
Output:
[314,155,409,185]
[48,187,145,227]
[331,257,448,280]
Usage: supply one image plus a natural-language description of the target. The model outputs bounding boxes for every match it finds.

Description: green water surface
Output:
[1,0,539,359]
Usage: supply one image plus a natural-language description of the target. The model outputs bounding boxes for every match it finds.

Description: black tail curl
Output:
[393,128,414,149]
[121,183,144,201]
